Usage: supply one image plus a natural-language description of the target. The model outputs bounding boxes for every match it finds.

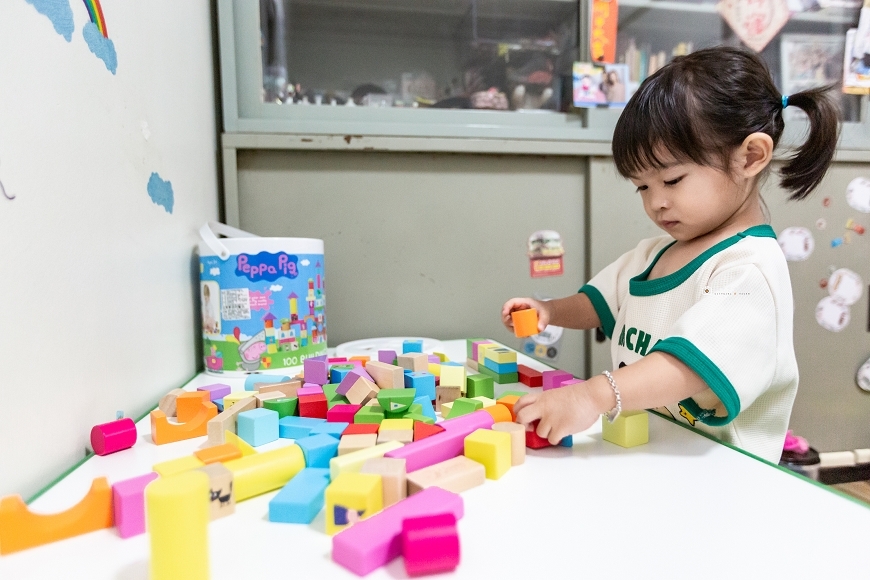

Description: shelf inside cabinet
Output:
[618,0,859,25]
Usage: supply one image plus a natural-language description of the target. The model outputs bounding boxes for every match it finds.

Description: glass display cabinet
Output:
[218,0,870,145]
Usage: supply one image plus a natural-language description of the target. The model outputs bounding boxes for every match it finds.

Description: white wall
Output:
[0,1,219,498]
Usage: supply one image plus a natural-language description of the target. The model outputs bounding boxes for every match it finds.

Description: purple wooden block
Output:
[542,370,574,390]
[378,350,397,364]
[336,368,374,396]
[298,385,324,396]
[113,472,159,539]
[304,358,329,385]
[197,383,231,401]
[428,355,440,363]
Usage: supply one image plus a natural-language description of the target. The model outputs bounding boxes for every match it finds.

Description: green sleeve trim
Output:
[650,336,740,425]
[629,224,776,297]
[579,284,615,339]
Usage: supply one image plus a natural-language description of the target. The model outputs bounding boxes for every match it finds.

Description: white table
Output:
[2,339,868,579]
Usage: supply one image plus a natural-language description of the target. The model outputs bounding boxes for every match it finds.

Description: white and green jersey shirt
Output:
[580,225,797,463]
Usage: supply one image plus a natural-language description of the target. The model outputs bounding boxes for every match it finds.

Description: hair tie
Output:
[781,95,789,109]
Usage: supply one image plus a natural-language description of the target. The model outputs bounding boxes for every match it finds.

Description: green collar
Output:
[629,225,776,297]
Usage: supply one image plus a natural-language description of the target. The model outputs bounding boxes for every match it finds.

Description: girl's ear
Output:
[736,132,774,178]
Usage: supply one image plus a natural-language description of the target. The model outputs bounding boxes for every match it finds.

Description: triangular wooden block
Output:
[413,421,445,442]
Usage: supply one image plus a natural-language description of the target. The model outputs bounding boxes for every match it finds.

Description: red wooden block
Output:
[328,404,362,423]
[525,420,553,449]
[298,393,328,419]
[413,421,445,442]
[518,365,543,388]
[343,423,380,436]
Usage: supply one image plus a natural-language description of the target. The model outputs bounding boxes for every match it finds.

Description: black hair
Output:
[612,46,840,201]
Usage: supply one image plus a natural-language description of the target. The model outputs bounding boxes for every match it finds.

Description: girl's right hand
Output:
[501,297,550,333]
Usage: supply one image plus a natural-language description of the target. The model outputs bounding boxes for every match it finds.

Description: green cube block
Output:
[445,397,484,419]
[601,411,649,448]
[262,397,297,418]
[408,403,423,415]
[403,412,435,425]
[466,374,494,399]
[354,404,385,424]
[378,388,416,418]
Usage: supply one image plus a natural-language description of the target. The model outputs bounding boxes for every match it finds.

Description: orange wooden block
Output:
[0,477,113,555]
[194,442,243,465]
[511,308,539,338]
[482,403,512,423]
[150,401,218,445]
[496,395,520,420]
[176,391,210,423]
[349,355,370,364]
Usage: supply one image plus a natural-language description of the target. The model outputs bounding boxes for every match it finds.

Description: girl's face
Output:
[628,154,756,242]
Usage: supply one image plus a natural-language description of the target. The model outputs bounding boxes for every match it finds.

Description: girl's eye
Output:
[664,176,684,186]
[635,185,648,192]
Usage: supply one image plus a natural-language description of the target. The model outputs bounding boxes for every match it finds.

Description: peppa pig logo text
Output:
[236,252,299,282]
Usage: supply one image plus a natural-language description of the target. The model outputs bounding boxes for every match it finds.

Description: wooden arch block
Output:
[150,401,218,445]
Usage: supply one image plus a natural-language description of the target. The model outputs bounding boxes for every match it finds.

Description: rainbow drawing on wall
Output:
[82,0,108,37]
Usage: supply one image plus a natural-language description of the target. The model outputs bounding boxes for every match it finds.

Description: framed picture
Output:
[844,6,870,94]
[780,33,846,119]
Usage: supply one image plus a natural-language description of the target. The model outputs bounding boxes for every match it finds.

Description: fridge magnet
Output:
[82,0,117,74]
[846,218,866,235]
[846,177,870,213]
[717,0,790,52]
[857,356,870,392]
[828,268,864,306]
[528,230,564,278]
[823,196,832,207]
[778,226,814,261]
[815,295,850,332]
[816,218,827,230]
[831,236,844,248]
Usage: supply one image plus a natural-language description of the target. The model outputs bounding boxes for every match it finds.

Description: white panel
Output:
[0,2,218,497]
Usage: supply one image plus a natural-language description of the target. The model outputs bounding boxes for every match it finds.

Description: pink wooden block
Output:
[298,385,324,396]
[332,487,464,576]
[471,340,494,361]
[427,355,440,363]
[304,358,329,385]
[384,410,494,472]
[197,383,231,401]
[328,404,362,423]
[90,417,137,456]
[112,472,158,539]
[402,513,460,576]
[336,368,374,396]
[328,357,348,364]
[378,350,397,364]
[542,370,574,390]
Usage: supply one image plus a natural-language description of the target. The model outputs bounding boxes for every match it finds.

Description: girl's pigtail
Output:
[779,86,840,201]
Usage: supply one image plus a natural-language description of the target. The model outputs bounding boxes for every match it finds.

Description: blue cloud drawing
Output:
[147,173,174,214]
[83,21,117,74]
[25,0,74,42]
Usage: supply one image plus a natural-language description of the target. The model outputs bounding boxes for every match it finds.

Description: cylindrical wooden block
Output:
[90,418,137,456]
[493,422,526,466]
[146,470,210,580]
[224,444,305,501]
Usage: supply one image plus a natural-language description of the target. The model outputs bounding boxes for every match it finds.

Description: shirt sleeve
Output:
[649,263,778,426]
[580,238,669,339]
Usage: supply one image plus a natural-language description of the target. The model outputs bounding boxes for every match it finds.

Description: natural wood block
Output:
[492,422,526,466]
[158,388,186,418]
[255,391,285,407]
[365,361,405,389]
[338,433,379,455]
[377,430,413,444]
[406,456,485,495]
[361,457,407,508]
[198,463,235,520]
[206,396,257,447]
[435,386,460,413]
[397,353,429,373]
[257,379,303,398]
[345,376,380,406]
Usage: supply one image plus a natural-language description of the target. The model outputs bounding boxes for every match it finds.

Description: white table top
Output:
[2,339,868,579]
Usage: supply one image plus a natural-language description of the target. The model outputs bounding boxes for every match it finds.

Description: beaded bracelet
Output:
[601,370,622,423]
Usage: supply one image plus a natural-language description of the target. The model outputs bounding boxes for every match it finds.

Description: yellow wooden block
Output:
[601,411,649,448]
[433,352,448,362]
[329,441,404,480]
[153,455,205,477]
[146,470,210,580]
[225,430,257,456]
[427,362,441,377]
[379,418,413,432]
[439,365,466,389]
[470,396,496,408]
[485,347,517,364]
[477,343,500,365]
[464,428,511,480]
[223,391,256,409]
[223,444,305,501]
[325,472,383,535]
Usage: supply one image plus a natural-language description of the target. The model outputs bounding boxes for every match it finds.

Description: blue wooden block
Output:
[330,367,352,384]
[295,433,340,468]
[269,467,330,524]
[413,395,437,421]
[309,421,349,439]
[244,373,291,391]
[278,416,326,440]
[405,372,436,401]
[237,408,279,447]
[483,358,518,374]
[214,399,225,413]
[442,361,462,367]
[402,339,423,353]
[559,435,573,447]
